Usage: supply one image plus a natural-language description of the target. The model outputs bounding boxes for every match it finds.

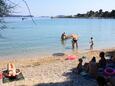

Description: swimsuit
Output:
[72,38,77,43]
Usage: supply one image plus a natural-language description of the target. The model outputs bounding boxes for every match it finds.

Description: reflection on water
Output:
[61,39,67,48]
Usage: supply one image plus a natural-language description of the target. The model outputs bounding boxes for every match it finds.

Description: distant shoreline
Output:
[53,9,115,19]
[52,16,115,19]
[3,15,34,17]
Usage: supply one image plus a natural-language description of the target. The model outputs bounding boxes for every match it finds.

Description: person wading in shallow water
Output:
[61,32,67,40]
[71,34,79,49]
[89,37,94,50]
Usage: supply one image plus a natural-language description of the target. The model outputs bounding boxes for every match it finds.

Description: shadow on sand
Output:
[34,67,97,86]
[52,53,65,57]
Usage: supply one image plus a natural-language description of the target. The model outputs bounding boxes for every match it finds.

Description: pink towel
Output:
[67,55,77,60]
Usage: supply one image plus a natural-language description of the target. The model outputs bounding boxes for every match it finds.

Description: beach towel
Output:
[2,70,24,83]
[66,55,77,60]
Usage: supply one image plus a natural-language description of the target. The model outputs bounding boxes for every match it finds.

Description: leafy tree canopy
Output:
[0,0,11,17]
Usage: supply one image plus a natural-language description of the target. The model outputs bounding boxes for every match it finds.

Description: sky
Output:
[10,0,115,16]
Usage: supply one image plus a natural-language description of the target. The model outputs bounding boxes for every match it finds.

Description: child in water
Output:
[89,37,94,50]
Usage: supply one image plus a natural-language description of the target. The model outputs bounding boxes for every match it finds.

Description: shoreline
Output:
[0,47,115,68]
[0,46,114,59]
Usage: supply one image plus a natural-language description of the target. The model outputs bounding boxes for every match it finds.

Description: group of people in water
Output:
[61,32,94,50]
[76,52,115,86]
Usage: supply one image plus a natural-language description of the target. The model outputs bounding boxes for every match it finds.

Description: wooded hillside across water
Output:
[55,9,115,19]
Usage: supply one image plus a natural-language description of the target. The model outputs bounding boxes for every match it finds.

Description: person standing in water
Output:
[61,32,67,40]
[89,37,94,50]
[61,32,67,47]
[71,34,79,49]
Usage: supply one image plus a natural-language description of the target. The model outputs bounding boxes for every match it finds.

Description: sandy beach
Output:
[0,47,115,86]
[1,0,115,86]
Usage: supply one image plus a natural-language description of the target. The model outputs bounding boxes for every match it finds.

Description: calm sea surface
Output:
[0,17,115,58]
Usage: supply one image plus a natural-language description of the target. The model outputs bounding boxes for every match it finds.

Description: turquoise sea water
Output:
[0,17,115,58]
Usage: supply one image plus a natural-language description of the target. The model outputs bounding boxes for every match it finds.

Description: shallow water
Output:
[0,17,115,58]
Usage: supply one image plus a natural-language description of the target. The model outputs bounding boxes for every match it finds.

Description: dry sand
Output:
[1,48,115,86]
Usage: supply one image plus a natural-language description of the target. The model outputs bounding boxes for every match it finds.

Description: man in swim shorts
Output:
[71,34,79,49]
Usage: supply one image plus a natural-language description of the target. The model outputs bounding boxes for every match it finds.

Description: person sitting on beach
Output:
[76,58,83,74]
[106,56,115,68]
[61,32,67,40]
[71,33,79,49]
[96,56,115,86]
[89,37,94,50]
[111,56,115,67]
[88,57,98,78]
[98,52,107,69]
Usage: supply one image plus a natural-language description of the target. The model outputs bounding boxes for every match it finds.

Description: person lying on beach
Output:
[3,63,21,78]
[71,33,79,49]
[7,63,16,77]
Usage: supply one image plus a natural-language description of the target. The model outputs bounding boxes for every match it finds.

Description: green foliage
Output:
[57,9,115,19]
[0,0,10,17]
[0,0,12,29]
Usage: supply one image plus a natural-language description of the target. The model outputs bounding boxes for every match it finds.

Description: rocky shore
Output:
[1,48,115,86]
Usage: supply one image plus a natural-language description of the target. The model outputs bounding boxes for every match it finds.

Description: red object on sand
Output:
[67,55,77,60]
[0,73,2,79]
